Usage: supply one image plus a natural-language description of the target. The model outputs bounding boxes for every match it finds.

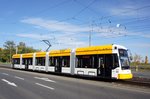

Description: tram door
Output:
[105,55,112,78]
[24,59,29,70]
[55,57,62,73]
[97,55,112,78]
[97,56,105,76]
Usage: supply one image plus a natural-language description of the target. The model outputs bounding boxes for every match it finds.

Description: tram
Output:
[12,44,133,79]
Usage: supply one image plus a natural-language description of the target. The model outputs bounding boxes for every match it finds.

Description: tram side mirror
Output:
[128,49,133,61]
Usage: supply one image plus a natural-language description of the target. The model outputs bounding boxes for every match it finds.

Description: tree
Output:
[0,48,3,62]
[145,56,148,64]
[133,53,142,64]
[17,42,39,54]
[3,41,16,62]
[17,42,26,54]
[0,41,40,63]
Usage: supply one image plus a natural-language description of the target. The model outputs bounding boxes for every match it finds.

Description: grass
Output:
[130,63,150,71]
[0,62,11,64]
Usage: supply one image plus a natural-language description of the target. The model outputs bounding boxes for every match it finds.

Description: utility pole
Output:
[89,31,91,46]
[9,45,11,63]
[16,46,18,54]
[89,20,94,46]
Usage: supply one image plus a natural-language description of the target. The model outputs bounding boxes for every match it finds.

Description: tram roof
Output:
[12,54,21,58]
[22,53,34,58]
[76,44,113,55]
[35,52,46,57]
[49,49,71,56]
[12,44,127,58]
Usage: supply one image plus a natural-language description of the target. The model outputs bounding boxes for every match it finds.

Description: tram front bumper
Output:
[118,73,133,79]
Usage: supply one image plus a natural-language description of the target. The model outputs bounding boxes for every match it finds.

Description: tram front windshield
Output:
[119,49,130,69]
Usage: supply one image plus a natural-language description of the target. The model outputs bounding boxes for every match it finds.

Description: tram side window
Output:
[22,58,33,65]
[62,56,70,67]
[36,57,45,66]
[13,58,20,64]
[22,58,26,65]
[49,57,56,66]
[28,58,33,65]
[49,56,70,67]
[50,57,60,66]
[76,55,96,68]
[105,54,119,69]
[22,58,25,65]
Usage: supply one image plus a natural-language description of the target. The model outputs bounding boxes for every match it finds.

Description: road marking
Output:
[35,83,54,90]
[14,76,24,80]
[2,73,9,76]
[2,79,17,87]
[34,77,56,83]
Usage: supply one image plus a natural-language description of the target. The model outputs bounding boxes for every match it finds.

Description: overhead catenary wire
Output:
[72,0,97,18]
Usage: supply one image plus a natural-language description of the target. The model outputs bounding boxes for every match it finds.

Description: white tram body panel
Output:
[34,65,46,71]
[62,67,71,73]
[111,44,132,79]
[14,64,21,69]
[28,65,34,70]
[48,66,55,72]
[12,44,133,80]
[75,68,97,76]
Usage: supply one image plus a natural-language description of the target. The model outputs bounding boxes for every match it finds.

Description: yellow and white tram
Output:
[12,44,133,79]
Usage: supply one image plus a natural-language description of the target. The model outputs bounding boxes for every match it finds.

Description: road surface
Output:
[0,68,150,99]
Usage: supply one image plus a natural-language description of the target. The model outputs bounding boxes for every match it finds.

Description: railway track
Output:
[119,77,150,88]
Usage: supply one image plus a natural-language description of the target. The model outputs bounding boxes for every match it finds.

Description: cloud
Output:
[141,34,150,38]
[21,17,140,38]
[126,31,150,39]
[19,17,150,50]
[21,17,150,38]
[21,18,90,33]
[19,18,94,49]
[109,7,138,16]
[16,32,87,49]
[107,4,148,17]
[128,43,150,48]
[16,33,53,40]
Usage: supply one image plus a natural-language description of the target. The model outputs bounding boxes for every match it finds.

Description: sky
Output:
[0,0,150,62]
